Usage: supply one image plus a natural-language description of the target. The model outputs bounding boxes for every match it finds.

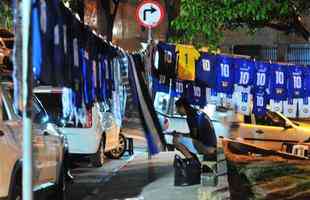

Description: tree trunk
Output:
[165,0,181,41]
[97,0,119,41]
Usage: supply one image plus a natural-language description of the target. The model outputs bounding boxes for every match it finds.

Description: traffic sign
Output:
[136,1,165,28]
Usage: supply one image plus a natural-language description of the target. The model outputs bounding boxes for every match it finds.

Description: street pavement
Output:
[67,138,147,200]
[65,119,201,200]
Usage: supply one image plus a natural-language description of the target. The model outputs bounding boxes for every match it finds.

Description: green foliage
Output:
[0,2,13,30]
[171,0,310,50]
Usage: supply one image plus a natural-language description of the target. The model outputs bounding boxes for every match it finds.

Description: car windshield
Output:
[35,92,86,128]
[4,86,49,124]
[256,111,286,127]
[35,92,65,127]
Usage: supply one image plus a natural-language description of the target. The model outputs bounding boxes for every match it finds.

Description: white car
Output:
[154,92,310,151]
[0,83,67,200]
[34,87,126,167]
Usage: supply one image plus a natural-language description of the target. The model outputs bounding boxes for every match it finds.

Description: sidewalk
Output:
[91,152,201,200]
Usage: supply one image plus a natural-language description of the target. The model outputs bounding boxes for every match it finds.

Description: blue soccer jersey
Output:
[269,63,287,100]
[172,79,186,97]
[254,61,270,91]
[234,58,255,86]
[81,49,94,106]
[195,52,216,87]
[287,66,304,98]
[215,55,234,94]
[186,83,206,108]
[253,90,268,116]
[156,42,177,80]
[303,67,310,97]
[152,77,169,94]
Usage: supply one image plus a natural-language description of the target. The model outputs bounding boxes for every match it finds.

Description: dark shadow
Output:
[227,161,254,200]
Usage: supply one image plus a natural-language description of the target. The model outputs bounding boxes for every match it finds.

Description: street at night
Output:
[2,0,310,200]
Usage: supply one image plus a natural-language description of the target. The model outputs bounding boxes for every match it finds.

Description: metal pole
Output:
[147,27,152,43]
[147,26,152,160]
[22,0,33,200]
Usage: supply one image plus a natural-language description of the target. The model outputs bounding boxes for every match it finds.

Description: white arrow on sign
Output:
[136,1,164,28]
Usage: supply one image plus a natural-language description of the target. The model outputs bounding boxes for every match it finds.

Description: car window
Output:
[35,92,64,125]
[255,111,285,127]
[35,92,87,128]
[32,97,49,124]
[3,87,48,124]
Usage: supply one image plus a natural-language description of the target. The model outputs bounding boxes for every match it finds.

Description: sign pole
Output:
[147,26,152,160]
[22,0,33,200]
[147,27,152,43]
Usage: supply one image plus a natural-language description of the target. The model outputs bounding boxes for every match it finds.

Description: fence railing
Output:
[231,44,310,65]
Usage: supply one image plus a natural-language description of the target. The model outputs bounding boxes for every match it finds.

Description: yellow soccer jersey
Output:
[176,44,200,81]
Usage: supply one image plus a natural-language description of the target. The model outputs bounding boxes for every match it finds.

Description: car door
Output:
[34,97,60,182]
[102,102,120,151]
[32,100,57,184]
[251,111,289,150]
[231,114,257,141]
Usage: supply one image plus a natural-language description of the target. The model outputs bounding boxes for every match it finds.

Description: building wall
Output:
[112,2,167,51]
[85,1,310,53]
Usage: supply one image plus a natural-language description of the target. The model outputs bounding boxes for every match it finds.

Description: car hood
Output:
[294,121,310,129]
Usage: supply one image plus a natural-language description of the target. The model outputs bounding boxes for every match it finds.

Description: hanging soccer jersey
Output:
[269,64,287,100]
[225,93,234,109]
[287,66,304,98]
[303,67,310,97]
[253,90,268,116]
[173,79,186,97]
[206,88,218,105]
[38,0,54,84]
[176,45,200,81]
[269,99,283,113]
[152,77,169,94]
[61,4,73,87]
[254,61,270,90]
[235,86,251,115]
[157,42,177,80]
[81,49,94,106]
[215,55,234,94]
[195,52,216,87]
[52,0,65,86]
[32,0,42,81]
[298,97,310,118]
[186,83,206,108]
[283,99,298,118]
[234,58,255,86]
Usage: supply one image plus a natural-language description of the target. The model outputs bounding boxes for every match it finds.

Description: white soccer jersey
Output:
[283,99,298,118]
[298,98,310,118]
[269,99,283,113]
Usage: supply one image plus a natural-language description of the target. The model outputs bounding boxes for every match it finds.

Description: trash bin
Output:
[173,155,201,186]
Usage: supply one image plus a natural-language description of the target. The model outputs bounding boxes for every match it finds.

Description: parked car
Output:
[34,86,127,167]
[154,91,310,151]
[0,29,14,68]
[0,82,68,200]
